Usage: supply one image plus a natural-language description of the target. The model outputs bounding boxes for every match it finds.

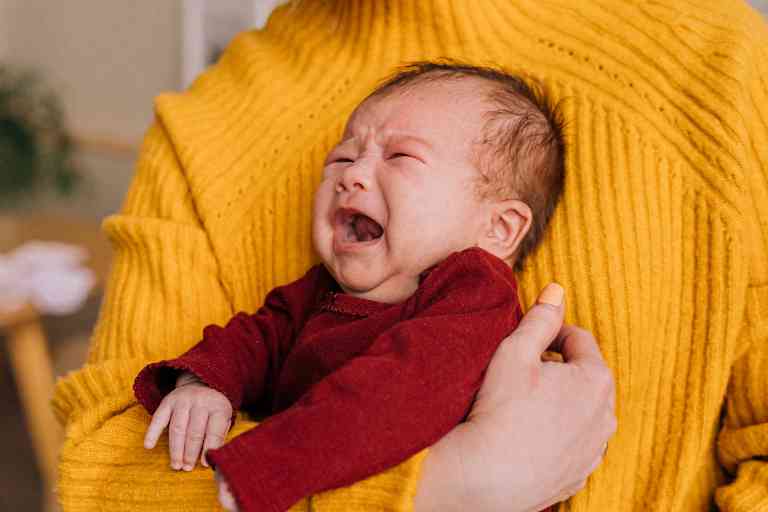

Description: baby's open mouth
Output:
[336,209,384,243]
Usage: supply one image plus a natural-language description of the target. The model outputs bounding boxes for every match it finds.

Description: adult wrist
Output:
[413,428,469,512]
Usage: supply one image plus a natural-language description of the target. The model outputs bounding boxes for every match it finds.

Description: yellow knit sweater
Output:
[52,1,768,510]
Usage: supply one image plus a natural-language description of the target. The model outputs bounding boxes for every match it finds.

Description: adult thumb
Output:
[509,282,566,363]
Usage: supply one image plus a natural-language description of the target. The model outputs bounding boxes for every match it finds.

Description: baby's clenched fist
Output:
[143,371,233,471]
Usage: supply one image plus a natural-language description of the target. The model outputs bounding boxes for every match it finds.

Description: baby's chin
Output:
[328,266,417,304]
[333,274,389,302]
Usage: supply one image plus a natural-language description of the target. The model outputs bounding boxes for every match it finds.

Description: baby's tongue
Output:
[353,214,383,242]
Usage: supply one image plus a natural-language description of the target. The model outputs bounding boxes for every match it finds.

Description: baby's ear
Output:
[478,199,532,262]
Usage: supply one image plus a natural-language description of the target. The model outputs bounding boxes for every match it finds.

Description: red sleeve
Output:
[133,265,330,414]
[206,249,522,512]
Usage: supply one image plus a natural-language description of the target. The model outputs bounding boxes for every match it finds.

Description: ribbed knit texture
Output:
[52,1,768,510]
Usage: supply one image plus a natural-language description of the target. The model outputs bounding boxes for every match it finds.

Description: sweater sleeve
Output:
[714,12,768,511]
[132,267,323,416]
[51,115,241,510]
[205,250,522,512]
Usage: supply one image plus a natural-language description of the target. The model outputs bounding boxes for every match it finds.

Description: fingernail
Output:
[538,282,564,307]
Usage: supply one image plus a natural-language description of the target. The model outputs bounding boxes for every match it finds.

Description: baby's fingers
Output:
[182,407,209,471]
[168,405,190,470]
[201,412,231,467]
[144,401,172,449]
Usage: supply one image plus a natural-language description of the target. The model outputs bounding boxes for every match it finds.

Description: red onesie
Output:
[134,247,522,512]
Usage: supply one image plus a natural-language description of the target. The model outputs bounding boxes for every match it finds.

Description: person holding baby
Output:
[53,1,768,511]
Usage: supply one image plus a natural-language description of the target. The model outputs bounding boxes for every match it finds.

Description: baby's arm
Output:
[143,373,233,470]
[205,249,522,512]
[133,265,328,470]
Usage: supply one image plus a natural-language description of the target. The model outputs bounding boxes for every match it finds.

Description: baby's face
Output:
[312,80,490,303]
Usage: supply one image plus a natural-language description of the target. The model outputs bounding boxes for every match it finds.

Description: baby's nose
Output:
[336,164,372,193]
[335,179,366,193]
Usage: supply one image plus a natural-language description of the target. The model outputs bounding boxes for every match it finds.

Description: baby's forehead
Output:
[361,77,492,113]
[343,78,493,140]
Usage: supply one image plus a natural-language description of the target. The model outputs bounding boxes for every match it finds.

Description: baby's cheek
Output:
[312,182,334,212]
[311,222,329,259]
[312,185,333,224]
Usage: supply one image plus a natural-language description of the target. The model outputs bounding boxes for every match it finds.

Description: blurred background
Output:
[0,1,766,511]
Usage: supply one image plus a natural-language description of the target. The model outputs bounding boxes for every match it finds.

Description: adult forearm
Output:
[412,427,469,512]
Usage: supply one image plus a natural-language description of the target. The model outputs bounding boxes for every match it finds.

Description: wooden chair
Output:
[0,214,111,511]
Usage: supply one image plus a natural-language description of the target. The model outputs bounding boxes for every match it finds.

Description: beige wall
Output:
[3,1,182,220]
[5,1,181,144]
[0,1,7,58]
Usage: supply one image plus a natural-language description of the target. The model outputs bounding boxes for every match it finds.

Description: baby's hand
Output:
[215,470,239,511]
[143,372,233,471]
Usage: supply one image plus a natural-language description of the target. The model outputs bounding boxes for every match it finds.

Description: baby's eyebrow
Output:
[385,134,433,152]
[332,132,434,154]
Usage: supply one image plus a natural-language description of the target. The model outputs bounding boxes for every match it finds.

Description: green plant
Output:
[0,64,79,203]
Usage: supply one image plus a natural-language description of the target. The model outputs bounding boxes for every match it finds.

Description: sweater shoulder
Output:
[409,248,519,314]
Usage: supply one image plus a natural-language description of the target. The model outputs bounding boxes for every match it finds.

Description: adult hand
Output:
[414,283,617,512]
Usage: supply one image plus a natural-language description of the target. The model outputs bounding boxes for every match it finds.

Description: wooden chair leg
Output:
[4,315,62,510]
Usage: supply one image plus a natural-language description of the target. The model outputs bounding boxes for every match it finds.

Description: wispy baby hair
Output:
[367,61,566,272]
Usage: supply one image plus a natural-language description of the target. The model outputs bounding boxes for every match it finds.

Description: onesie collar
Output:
[318,291,395,318]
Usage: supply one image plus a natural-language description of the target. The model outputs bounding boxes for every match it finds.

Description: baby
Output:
[134,61,565,512]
